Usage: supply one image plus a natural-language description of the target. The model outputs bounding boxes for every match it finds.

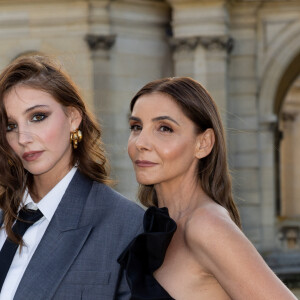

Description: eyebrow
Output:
[129,116,141,122]
[129,115,180,126]
[6,105,50,120]
[24,105,49,114]
[153,116,180,126]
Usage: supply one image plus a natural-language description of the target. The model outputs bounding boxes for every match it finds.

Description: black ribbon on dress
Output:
[118,206,177,300]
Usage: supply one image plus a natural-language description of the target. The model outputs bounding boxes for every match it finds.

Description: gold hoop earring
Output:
[70,129,82,149]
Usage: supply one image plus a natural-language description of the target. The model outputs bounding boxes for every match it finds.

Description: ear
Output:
[195,128,215,159]
[67,106,82,131]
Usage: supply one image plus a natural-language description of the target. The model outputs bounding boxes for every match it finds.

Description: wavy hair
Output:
[0,55,111,245]
[130,77,241,228]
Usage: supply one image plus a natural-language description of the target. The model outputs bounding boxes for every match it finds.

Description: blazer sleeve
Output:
[114,267,130,300]
[114,207,144,300]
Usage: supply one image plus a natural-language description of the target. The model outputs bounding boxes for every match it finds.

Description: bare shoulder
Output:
[184,201,242,255]
[185,202,239,238]
[183,202,297,300]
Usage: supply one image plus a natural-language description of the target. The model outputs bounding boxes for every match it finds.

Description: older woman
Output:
[119,77,296,300]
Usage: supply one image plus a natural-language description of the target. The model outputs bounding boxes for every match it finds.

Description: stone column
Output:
[167,0,231,125]
[257,115,278,250]
[86,0,171,201]
[85,32,119,187]
[170,36,233,124]
[226,1,265,249]
[85,33,116,120]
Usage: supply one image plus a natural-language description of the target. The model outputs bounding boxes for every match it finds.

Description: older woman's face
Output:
[4,85,80,179]
[128,92,200,187]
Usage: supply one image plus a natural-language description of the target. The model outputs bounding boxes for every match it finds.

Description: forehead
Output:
[132,92,183,116]
[4,85,59,114]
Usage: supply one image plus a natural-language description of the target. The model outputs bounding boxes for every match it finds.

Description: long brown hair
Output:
[130,77,241,228]
[0,55,111,245]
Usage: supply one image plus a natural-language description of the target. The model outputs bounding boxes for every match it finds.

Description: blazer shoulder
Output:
[88,182,144,241]
[91,181,144,216]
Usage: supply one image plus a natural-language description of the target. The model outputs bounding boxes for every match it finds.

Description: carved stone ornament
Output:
[170,36,234,53]
[169,37,199,51]
[85,34,116,51]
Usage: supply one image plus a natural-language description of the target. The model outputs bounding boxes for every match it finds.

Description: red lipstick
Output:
[22,151,43,162]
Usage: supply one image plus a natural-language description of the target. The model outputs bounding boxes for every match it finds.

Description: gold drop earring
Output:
[70,129,83,149]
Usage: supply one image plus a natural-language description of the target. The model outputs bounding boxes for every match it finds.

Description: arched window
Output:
[274,53,300,251]
[279,75,300,220]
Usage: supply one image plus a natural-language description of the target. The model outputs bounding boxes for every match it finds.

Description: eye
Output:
[129,124,142,131]
[6,123,17,132]
[32,113,47,122]
[159,125,173,133]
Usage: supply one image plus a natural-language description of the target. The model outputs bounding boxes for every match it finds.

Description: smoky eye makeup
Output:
[31,112,49,122]
[6,122,17,132]
[27,105,52,122]
[6,111,51,132]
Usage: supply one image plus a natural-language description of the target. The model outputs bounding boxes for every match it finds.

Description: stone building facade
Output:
[0,0,299,295]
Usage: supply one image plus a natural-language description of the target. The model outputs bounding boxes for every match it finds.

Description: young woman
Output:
[118,77,297,300]
[0,55,143,300]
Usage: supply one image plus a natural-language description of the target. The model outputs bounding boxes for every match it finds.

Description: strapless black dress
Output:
[118,206,177,300]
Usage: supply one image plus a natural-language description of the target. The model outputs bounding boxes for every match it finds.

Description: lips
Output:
[135,160,158,167]
[22,151,44,162]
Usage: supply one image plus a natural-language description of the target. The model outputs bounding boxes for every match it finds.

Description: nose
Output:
[18,130,34,146]
[135,129,152,152]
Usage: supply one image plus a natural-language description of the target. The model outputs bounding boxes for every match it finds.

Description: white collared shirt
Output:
[0,167,77,299]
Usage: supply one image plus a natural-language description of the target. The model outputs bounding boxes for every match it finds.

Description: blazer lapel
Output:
[14,171,93,300]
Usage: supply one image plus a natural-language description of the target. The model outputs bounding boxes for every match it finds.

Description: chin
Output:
[136,176,157,186]
[25,169,47,176]
[24,164,52,176]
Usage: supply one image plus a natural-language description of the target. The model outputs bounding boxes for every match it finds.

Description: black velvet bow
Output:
[118,206,177,300]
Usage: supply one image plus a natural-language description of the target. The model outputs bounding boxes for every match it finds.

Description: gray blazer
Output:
[0,170,144,300]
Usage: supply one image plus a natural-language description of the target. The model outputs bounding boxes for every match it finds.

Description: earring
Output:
[70,129,83,149]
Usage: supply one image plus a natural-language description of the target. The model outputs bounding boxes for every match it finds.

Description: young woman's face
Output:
[4,85,81,178]
[128,92,201,187]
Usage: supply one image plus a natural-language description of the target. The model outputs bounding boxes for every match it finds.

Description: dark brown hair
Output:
[130,77,241,228]
[0,55,111,245]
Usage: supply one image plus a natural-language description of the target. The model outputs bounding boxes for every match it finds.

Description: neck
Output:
[30,163,73,202]
[155,176,206,222]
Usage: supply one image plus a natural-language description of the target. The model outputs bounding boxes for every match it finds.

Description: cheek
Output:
[41,116,70,146]
[159,139,190,161]
[43,127,64,144]
[6,134,18,152]
[127,138,135,160]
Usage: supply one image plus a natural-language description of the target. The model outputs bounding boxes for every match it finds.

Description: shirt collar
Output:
[23,167,77,222]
